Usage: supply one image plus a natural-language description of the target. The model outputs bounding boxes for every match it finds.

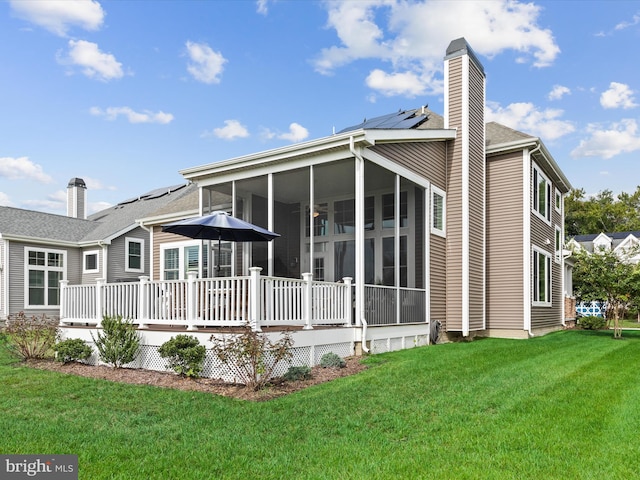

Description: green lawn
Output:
[1,330,639,479]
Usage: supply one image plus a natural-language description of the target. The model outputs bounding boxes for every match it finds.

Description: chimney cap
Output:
[444,37,485,75]
[67,177,87,189]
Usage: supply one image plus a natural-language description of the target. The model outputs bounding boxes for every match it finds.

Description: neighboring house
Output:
[0,179,196,320]
[137,37,572,340]
[568,231,640,263]
[568,231,640,318]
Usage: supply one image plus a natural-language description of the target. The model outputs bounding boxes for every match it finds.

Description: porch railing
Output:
[60,268,352,331]
[364,285,426,325]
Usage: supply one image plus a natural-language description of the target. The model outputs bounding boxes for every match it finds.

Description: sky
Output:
[2,0,640,216]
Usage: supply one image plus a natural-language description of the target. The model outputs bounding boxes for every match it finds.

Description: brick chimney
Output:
[444,38,486,336]
[67,177,87,219]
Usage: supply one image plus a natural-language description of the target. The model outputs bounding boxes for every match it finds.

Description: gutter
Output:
[526,144,542,338]
[349,135,369,353]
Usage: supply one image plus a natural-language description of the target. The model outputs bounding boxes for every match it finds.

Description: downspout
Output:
[526,144,542,337]
[350,135,369,353]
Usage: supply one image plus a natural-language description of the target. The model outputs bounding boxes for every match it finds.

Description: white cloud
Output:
[256,0,269,15]
[206,120,250,140]
[548,85,570,101]
[83,176,117,191]
[0,157,53,183]
[0,192,15,207]
[615,13,640,31]
[485,101,575,141]
[366,69,426,97]
[9,0,104,37]
[186,41,227,84]
[571,119,640,159]
[314,0,559,97]
[90,106,174,124]
[89,201,113,214]
[59,40,124,81]
[600,82,638,109]
[23,190,67,212]
[278,123,309,142]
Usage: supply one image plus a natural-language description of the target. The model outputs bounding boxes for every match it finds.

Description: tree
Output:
[565,187,640,237]
[572,247,640,338]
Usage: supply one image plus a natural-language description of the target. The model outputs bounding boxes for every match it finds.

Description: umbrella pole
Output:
[217,236,221,275]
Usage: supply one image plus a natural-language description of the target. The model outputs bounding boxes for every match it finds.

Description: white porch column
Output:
[186,271,198,331]
[96,278,105,327]
[302,272,313,330]
[249,267,262,332]
[138,276,149,329]
[354,152,365,327]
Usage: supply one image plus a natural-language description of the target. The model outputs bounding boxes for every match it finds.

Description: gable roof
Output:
[571,231,640,243]
[0,183,196,246]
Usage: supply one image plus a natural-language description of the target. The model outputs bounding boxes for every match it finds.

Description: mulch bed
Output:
[25,356,368,401]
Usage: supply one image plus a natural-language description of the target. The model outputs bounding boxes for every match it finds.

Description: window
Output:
[533,164,552,222]
[334,199,355,234]
[382,191,408,229]
[431,186,446,237]
[382,236,407,286]
[533,248,551,305]
[25,247,65,307]
[555,226,562,264]
[164,248,179,280]
[83,250,99,273]
[161,243,209,280]
[305,203,328,237]
[125,238,144,273]
[555,188,562,214]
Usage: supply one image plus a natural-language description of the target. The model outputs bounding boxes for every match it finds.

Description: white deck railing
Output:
[60,268,352,331]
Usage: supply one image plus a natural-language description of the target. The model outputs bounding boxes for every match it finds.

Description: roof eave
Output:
[487,137,572,193]
[180,128,456,182]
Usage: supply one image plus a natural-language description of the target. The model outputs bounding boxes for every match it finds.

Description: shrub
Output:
[578,315,607,330]
[158,335,206,378]
[283,365,312,382]
[320,352,345,369]
[210,325,293,391]
[91,315,140,368]
[53,338,93,364]
[4,312,59,360]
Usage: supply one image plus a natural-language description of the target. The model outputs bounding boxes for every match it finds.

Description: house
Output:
[567,231,640,317]
[54,38,572,378]
[0,179,196,320]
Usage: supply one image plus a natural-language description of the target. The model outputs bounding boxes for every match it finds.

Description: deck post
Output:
[249,267,262,332]
[138,276,149,329]
[59,280,69,324]
[96,278,105,328]
[342,277,352,327]
[302,272,313,330]
[186,271,198,331]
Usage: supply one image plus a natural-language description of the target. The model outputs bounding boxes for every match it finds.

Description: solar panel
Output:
[337,109,428,133]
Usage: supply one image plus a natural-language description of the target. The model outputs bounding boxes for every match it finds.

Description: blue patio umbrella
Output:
[161,211,280,273]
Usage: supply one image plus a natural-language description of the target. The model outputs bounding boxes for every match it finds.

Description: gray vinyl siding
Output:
[468,57,485,332]
[108,228,149,283]
[8,241,82,318]
[370,142,447,190]
[152,226,188,281]
[486,152,524,329]
[530,159,563,329]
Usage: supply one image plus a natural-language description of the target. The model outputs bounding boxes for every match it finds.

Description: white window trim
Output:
[160,240,205,280]
[554,226,562,264]
[24,246,67,309]
[125,237,145,273]
[532,162,552,225]
[532,246,552,307]
[83,250,100,274]
[431,185,446,238]
[554,188,562,214]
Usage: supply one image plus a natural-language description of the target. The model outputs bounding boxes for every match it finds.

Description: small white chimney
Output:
[67,177,87,219]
